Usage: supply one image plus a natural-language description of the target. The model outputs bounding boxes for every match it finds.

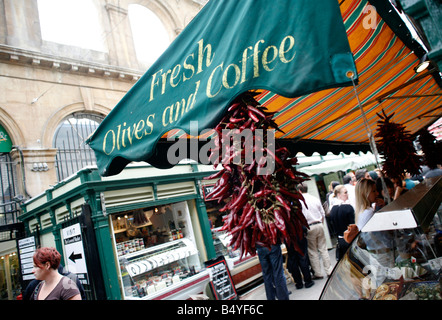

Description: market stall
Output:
[110,201,208,300]
[20,164,219,300]
[320,176,442,300]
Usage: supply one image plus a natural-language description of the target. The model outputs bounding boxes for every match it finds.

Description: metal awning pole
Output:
[350,75,391,204]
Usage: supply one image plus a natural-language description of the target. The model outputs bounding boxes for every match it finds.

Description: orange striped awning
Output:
[256,0,442,152]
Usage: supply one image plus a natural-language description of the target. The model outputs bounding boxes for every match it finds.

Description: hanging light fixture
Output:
[414,53,430,73]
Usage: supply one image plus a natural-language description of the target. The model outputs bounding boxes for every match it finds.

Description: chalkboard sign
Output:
[204,256,238,300]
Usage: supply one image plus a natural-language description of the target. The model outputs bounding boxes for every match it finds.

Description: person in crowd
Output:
[324,180,340,238]
[404,172,418,190]
[30,247,81,300]
[355,178,379,230]
[357,178,397,270]
[326,181,340,211]
[424,165,442,179]
[322,181,339,220]
[298,184,332,279]
[355,168,371,181]
[374,168,383,179]
[331,185,351,206]
[368,170,378,180]
[23,263,86,300]
[343,172,356,209]
[256,243,290,300]
[374,176,394,211]
[286,227,315,290]
[391,176,407,200]
[329,185,355,260]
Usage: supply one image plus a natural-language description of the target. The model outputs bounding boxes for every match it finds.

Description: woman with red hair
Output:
[31,247,81,300]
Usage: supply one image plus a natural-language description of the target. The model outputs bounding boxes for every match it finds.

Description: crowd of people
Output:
[257,165,441,300]
[27,167,440,301]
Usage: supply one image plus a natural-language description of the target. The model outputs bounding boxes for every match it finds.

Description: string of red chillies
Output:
[375,110,421,180]
[204,92,309,257]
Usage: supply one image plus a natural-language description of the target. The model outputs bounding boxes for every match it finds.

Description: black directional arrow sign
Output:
[62,223,88,274]
[69,252,82,263]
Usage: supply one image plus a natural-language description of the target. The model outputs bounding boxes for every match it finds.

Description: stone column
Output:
[2,0,42,50]
[10,148,58,198]
[103,2,139,69]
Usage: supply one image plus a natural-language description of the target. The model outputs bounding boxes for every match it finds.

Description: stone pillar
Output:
[10,148,57,198]
[2,0,42,50]
[103,2,139,69]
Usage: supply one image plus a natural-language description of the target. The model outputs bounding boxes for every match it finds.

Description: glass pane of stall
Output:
[321,206,442,300]
[111,201,204,299]
[206,197,254,263]
[206,199,237,259]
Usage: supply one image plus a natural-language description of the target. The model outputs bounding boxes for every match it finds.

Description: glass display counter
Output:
[111,201,207,300]
[119,238,203,299]
[206,193,255,266]
[212,227,238,259]
[321,176,442,300]
[205,191,262,290]
[211,227,262,290]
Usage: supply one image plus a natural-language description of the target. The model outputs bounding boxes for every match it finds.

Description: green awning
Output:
[86,0,357,176]
[0,124,12,153]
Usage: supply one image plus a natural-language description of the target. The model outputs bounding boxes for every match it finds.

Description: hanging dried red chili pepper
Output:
[205,92,309,258]
[375,110,421,179]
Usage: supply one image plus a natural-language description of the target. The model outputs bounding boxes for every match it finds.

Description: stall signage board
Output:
[202,185,215,201]
[18,236,36,281]
[205,256,237,300]
[62,223,88,275]
[0,124,12,153]
[86,0,357,177]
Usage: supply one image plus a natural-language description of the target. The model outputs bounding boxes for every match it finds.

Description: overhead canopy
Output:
[87,0,442,177]
[298,152,377,176]
[258,0,442,147]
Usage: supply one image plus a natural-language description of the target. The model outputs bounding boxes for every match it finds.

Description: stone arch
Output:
[125,0,182,41]
[37,0,106,52]
[0,108,26,147]
[41,102,110,148]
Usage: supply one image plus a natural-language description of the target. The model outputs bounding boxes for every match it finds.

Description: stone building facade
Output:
[0,0,206,200]
[0,0,207,299]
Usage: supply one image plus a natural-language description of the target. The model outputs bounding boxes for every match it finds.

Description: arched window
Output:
[37,0,106,52]
[0,124,19,226]
[128,4,171,66]
[53,113,104,181]
[0,153,19,226]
